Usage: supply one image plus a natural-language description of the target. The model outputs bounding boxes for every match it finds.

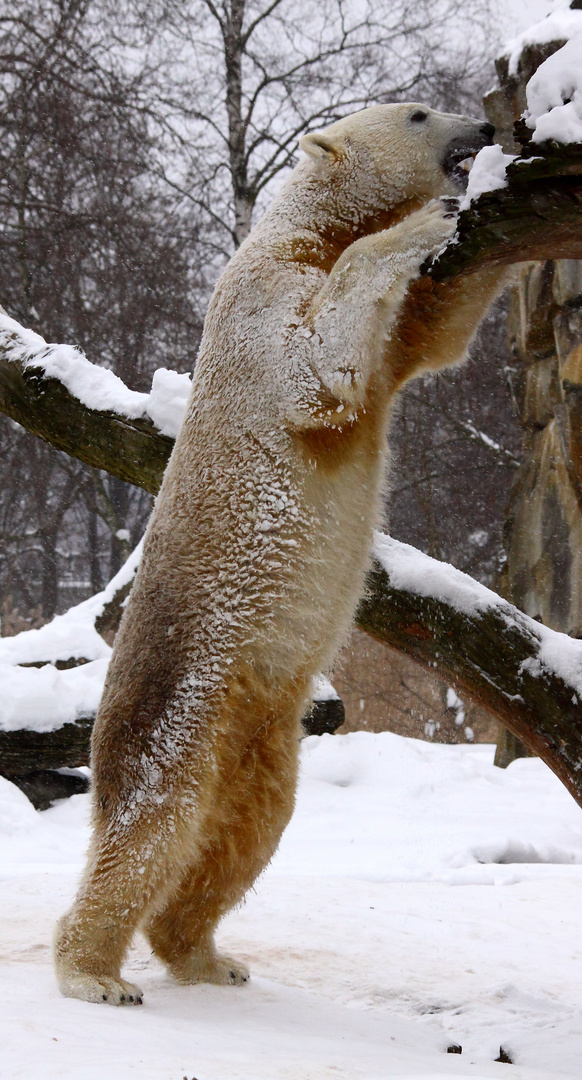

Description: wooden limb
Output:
[356,553,582,808]
[0,353,172,495]
[0,692,344,777]
[0,716,93,775]
[429,146,582,281]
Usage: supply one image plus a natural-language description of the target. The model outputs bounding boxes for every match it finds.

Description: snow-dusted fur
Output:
[54,104,507,1004]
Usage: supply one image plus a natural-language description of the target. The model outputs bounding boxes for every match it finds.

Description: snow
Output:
[0,541,142,732]
[459,145,517,211]
[0,658,108,733]
[2,732,582,1078]
[525,33,582,143]
[0,311,191,438]
[504,5,582,76]
[373,533,505,617]
[313,673,339,701]
[146,367,192,438]
[529,622,582,699]
[500,3,582,145]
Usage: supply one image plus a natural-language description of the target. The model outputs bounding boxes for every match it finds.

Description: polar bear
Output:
[54,103,506,1004]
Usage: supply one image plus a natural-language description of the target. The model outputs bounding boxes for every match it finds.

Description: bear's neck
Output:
[257,160,426,270]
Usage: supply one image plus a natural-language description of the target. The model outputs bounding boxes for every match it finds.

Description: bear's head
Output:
[299,103,494,218]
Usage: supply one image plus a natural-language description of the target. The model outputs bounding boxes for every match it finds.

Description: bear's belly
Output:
[154,417,386,689]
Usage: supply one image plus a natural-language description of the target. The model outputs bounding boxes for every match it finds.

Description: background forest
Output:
[0,0,521,700]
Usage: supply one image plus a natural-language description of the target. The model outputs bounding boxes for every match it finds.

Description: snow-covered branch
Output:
[357,535,582,809]
[0,312,190,493]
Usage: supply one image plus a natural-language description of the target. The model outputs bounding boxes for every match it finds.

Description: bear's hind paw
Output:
[58,972,144,1005]
[172,949,250,986]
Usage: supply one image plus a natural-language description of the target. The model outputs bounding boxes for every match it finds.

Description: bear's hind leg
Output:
[146,854,253,986]
[145,699,300,985]
[54,805,198,1004]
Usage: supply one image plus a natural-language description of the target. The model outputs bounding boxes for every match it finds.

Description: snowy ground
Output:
[2,732,582,1080]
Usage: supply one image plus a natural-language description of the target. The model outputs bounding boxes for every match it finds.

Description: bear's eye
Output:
[410,110,428,123]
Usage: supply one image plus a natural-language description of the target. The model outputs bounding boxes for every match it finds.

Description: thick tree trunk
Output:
[484,33,582,766]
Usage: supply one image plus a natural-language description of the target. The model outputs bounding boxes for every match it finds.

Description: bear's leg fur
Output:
[54,668,305,1001]
[145,683,302,984]
[53,800,202,1004]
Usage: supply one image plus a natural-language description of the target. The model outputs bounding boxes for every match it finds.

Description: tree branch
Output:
[357,539,582,809]
[429,143,582,281]
[0,350,172,493]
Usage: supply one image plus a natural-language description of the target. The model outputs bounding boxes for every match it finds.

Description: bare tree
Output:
[0,0,205,614]
[153,0,498,250]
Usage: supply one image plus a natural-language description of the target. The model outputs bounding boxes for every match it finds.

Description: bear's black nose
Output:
[480,122,495,141]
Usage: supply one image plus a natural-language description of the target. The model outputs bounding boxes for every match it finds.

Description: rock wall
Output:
[486,33,582,638]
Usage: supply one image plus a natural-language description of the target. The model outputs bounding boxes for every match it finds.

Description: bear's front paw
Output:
[406,199,458,258]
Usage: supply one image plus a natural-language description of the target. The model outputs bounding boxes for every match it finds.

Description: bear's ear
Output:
[299,131,342,161]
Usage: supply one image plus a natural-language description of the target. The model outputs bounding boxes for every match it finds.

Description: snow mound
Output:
[504,5,582,76]
[0,658,108,733]
[525,33,582,143]
[500,5,582,146]
[469,838,579,865]
[146,368,192,438]
[0,775,39,834]
[459,144,516,210]
[0,542,142,732]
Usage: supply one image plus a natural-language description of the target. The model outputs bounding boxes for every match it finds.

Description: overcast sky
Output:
[502,0,563,36]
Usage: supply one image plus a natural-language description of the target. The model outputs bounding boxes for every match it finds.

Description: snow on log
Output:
[0,547,141,775]
[0,312,188,493]
[357,534,582,808]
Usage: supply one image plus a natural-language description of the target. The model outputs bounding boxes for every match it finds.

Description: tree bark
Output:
[0,716,93,775]
[429,146,582,282]
[0,352,173,494]
[356,554,582,808]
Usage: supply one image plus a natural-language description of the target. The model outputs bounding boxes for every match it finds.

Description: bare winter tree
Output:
[0,0,205,615]
[152,0,499,251]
